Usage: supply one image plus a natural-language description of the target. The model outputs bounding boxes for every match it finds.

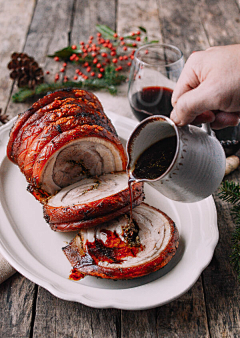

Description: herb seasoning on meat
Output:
[132,136,177,180]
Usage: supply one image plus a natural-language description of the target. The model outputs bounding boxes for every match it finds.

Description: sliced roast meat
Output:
[62,203,179,279]
[50,194,144,232]
[43,172,144,225]
[31,125,127,195]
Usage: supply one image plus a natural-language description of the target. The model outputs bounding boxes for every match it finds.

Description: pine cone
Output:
[8,52,44,89]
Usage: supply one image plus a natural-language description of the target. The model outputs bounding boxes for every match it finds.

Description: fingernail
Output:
[170,108,181,125]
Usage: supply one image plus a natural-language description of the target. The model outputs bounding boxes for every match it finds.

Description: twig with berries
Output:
[9,25,158,102]
[48,25,156,83]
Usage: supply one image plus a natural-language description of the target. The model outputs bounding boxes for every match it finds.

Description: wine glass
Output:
[128,43,185,121]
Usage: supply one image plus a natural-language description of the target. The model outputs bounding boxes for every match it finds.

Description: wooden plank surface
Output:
[199,0,240,46]
[0,0,240,337]
[157,0,209,57]
[71,0,117,41]
[121,278,209,338]
[6,0,75,120]
[205,172,240,337]
[195,1,240,336]
[0,274,37,337]
[117,0,162,41]
[32,287,121,338]
[0,0,35,115]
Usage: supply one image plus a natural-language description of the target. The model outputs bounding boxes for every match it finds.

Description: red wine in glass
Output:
[130,86,173,121]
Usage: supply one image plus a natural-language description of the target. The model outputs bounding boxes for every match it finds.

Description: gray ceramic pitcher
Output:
[127,115,226,202]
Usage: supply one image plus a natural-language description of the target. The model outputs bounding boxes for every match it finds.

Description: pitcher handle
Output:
[201,123,215,136]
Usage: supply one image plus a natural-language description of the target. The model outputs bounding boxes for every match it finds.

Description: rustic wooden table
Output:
[0,0,240,337]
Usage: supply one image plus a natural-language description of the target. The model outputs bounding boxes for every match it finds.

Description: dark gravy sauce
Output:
[131,136,177,180]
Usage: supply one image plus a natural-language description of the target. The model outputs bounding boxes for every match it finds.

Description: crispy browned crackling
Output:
[7,88,116,163]
[13,99,117,171]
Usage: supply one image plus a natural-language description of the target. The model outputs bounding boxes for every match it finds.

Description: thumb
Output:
[170,82,216,126]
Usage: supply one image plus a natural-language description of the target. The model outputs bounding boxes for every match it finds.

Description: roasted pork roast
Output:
[63,203,179,279]
[7,89,126,196]
[7,88,179,279]
[7,88,143,231]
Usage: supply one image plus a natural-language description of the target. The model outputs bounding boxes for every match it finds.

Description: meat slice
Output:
[62,203,179,279]
[49,195,144,232]
[31,125,127,195]
[43,172,144,227]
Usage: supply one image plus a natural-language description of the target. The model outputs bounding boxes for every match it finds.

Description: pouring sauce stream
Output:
[127,135,177,221]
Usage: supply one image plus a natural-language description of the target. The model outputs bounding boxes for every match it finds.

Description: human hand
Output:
[170,45,240,129]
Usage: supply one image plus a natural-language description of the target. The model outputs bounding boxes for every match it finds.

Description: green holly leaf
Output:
[138,26,147,33]
[96,24,115,39]
[48,46,82,60]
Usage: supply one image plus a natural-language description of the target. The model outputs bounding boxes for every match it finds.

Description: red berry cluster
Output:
[48,30,146,83]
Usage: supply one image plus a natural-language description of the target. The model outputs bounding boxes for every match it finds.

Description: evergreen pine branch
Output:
[12,63,127,103]
[12,82,83,102]
[12,88,36,103]
[231,204,240,224]
[230,208,240,281]
[218,180,240,205]
[230,224,240,281]
[11,70,126,103]
[83,78,117,95]
[218,180,240,281]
